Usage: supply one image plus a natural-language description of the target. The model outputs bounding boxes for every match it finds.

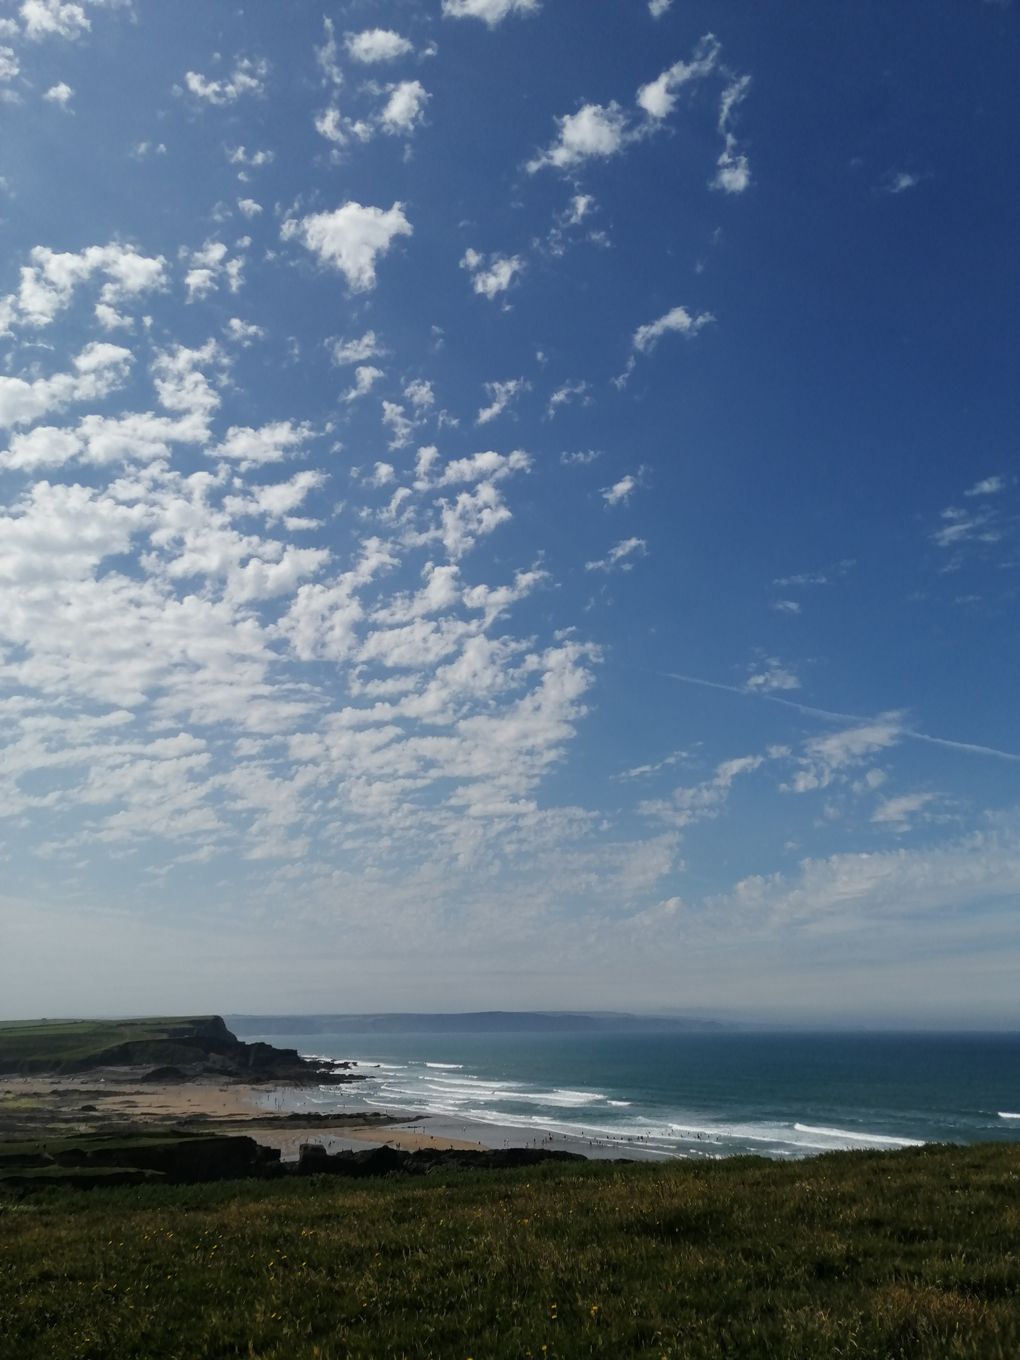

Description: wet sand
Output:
[1,1072,666,1161]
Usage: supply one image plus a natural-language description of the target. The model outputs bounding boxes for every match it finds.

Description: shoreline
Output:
[0,1071,672,1161]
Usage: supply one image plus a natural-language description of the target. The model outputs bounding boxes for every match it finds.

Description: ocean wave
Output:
[793,1122,924,1148]
[999,1112,1020,1120]
[425,1062,463,1069]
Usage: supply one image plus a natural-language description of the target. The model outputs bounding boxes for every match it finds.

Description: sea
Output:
[235,1026,1020,1162]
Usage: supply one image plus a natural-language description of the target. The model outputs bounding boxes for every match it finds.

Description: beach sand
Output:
[0,1072,665,1161]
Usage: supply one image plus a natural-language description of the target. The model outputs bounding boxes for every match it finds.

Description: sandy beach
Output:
[0,1070,669,1161]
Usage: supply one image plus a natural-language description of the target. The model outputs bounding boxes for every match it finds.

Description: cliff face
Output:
[0,1016,345,1082]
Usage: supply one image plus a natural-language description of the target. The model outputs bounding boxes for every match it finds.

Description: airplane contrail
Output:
[654,671,1020,763]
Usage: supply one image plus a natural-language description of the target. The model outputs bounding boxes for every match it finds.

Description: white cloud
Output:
[436,449,530,486]
[210,421,314,470]
[21,0,90,41]
[886,170,920,195]
[871,793,935,830]
[331,331,386,365]
[315,17,343,86]
[227,146,273,169]
[404,379,434,410]
[225,318,265,346]
[586,537,647,571]
[43,81,73,104]
[0,46,18,81]
[636,36,719,119]
[184,59,267,106]
[745,658,799,693]
[477,377,528,425]
[649,0,672,15]
[341,365,384,402]
[547,380,588,417]
[460,249,525,300]
[966,475,1005,496]
[441,0,539,25]
[603,475,636,506]
[772,599,802,614]
[379,80,429,134]
[345,29,413,63]
[787,720,901,794]
[382,401,415,448]
[632,304,713,354]
[237,197,262,218]
[710,74,752,193]
[1,241,166,334]
[436,483,513,559]
[182,239,245,301]
[282,201,412,292]
[561,449,599,466]
[641,754,763,828]
[713,139,750,193]
[0,343,132,429]
[527,102,628,173]
[315,107,347,146]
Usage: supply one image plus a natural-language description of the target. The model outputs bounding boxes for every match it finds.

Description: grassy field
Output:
[0,1017,237,1074]
[2,1141,1019,1359]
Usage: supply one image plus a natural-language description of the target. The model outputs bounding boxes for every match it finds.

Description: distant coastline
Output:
[226,1011,729,1036]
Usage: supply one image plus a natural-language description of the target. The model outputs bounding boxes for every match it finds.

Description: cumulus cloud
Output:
[633,305,714,353]
[43,80,73,104]
[341,365,384,402]
[183,239,245,301]
[0,343,132,429]
[282,202,412,292]
[405,379,434,411]
[223,319,264,347]
[602,474,637,506]
[0,241,166,335]
[345,29,413,62]
[237,198,262,218]
[441,0,539,24]
[527,102,628,173]
[636,35,719,119]
[871,792,935,831]
[379,80,429,134]
[184,58,267,106]
[460,249,525,301]
[210,421,313,470]
[966,475,1005,496]
[0,46,17,80]
[640,754,763,828]
[331,331,387,365]
[382,401,415,448]
[21,0,91,41]
[711,75,752,193]
[787,720,901,794]
[435,449,530,486]
[477,378,528,425]
[745,658,799,692]
[586,537,647,571]
[547,380,588,417]
[649,0,672,15]
[314,107,348,146]
[315,17,343,86]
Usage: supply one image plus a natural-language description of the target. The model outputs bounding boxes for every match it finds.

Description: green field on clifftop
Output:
[2,1141,1020,1359]
[0,1016,239,1075]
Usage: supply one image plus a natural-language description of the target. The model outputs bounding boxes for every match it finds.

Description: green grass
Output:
[0,1016,237,1074]
[2,1141,1019,1358]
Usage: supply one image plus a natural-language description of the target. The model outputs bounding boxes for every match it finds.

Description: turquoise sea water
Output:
[245,1031,1020,1160]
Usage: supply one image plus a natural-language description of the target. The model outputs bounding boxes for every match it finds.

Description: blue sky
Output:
[1,0,1018,1023]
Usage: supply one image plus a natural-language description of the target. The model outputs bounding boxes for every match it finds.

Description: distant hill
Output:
[226,1012,727,1037]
